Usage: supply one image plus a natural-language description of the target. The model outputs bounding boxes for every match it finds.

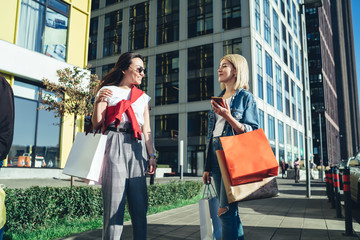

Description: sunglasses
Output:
[129,66,147,74]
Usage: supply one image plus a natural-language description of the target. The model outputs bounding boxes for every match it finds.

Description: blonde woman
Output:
[203,54,259,239]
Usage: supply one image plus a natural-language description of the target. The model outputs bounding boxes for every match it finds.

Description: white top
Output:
[98,85,151,125]
[213,97,232,137]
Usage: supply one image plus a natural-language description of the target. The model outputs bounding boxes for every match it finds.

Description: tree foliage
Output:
[40,67,99,118]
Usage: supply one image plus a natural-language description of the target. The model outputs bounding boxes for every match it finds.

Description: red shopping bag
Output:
[219,129,278,186]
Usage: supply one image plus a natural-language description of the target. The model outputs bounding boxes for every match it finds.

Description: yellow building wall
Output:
[0,0,92,169]
[0,0,20,43]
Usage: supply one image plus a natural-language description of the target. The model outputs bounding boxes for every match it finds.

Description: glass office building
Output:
[89,0,312,175]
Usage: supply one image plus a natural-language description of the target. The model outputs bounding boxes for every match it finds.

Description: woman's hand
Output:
[147,157,156,175]
[202,171,211,184]
[95,88,113,103]
[211,99,231,119]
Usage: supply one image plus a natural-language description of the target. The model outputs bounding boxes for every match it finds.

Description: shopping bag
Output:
[220,128,278,185]
[63,132,107,183]
[199,184,222,240]
[216,150,278,203]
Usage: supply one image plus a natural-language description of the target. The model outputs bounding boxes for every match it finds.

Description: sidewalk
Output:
[52,178,360,240]
[2,177,360,239]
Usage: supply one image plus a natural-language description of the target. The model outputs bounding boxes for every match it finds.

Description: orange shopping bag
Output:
[219,128,278,186]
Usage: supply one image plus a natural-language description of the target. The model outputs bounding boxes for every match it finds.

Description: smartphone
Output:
[211,96,225,108]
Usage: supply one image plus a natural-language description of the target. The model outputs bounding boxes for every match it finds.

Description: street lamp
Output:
[299,0,323,198]
[313,107,326,181]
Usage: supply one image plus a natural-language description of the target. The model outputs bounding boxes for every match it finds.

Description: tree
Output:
[40,66,100,186]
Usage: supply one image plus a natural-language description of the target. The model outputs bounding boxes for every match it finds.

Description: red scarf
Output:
[105,86,144,140]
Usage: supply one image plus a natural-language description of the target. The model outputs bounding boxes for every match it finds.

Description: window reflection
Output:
[7,80,61,168]
[18,0,69,61]
[156,51,179,105]
[188,111,208,175]
[103,10,122,57]
[155,114,179,171]
[188,0,213,38]
[222,0,241,30]
[223,38,242,55]
[89,17,98,61]
[129,2,149,50]
[157,0,179,45]
[187,44,214,102]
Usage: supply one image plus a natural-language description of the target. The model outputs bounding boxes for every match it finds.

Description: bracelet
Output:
[150,153,156,158]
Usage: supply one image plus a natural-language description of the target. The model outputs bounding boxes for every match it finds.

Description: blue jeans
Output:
[212,137,244,240]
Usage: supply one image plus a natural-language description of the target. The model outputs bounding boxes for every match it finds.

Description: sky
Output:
[352,0,360,103]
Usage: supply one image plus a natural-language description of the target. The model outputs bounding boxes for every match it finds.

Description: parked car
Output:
[349,152,360,203]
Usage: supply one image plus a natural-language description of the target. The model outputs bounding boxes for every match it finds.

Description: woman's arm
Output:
[142,104,156,174]
[91,88,112,129]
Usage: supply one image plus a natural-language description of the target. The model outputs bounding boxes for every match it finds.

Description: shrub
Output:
[4,180,202,234]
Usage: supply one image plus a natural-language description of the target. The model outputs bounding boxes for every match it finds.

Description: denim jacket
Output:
[204,88,260,172]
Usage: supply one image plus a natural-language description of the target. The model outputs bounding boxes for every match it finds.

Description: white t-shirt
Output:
[98,85,151,126]
[213,97,232,137]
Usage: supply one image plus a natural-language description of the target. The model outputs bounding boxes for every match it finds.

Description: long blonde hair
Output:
[220,54,249,91]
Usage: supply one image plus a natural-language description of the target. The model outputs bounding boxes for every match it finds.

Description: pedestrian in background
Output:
[294,158,300,183]
[92,52,156,239]
[203,54,259,239]
[280,160,286,179]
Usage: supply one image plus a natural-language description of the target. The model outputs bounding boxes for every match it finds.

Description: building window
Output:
[256,42,263,99]
[223,38,242,55]
[263,0,271,45]
[102,63,115,77]
[268,114,275,140]
[255,0,261,33]
[297,86,302,124]
[18,0,70,62]
[259,109,265,130]
[188,111,208,137]
[155,114,179,171]
[156,51,179,105]
[278,120,284,144]
[222,0,241,30]
[280,0,285,16]
[291,80,296,121]
[292,1,297,37]
[265,51,274,106]
[275,63,282,112]
[129,2,149,50]
[295,44,300,79]
[287,0,291,26]
[8,80,61,168]
[92,0,99,10]
[103,10,122,57]
[284,72,290,117]
[188,44,214,102]
[286,124,291,147]
[106,0,122,6]
[293,128,298,148]
[88,17,98,61]
[273,10,280,56]
[157,0,179,45]
[188,0,213,38]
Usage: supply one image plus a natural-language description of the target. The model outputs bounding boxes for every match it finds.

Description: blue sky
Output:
[352,0,360,102]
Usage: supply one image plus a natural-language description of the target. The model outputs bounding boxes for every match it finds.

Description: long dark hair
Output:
[96,52,144,92]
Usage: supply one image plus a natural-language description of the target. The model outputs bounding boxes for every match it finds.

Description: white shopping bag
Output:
[63,132,107,183]
[199,184,222,240]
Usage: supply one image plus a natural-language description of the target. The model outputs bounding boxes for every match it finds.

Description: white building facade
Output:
[89,0,313,175]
